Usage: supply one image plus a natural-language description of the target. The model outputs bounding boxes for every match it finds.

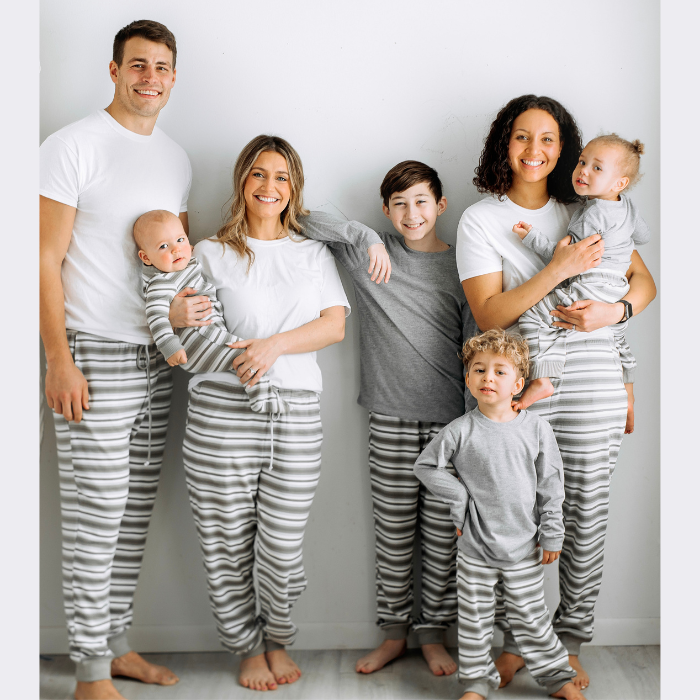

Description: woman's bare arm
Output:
[463,233,604,330]
[229,305,346,387]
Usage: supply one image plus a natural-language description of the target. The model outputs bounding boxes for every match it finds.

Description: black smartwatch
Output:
[617,300,633,323]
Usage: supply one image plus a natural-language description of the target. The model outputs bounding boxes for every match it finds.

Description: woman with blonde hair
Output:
[169,135,387,691]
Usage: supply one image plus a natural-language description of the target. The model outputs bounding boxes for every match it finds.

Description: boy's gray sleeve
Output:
[534,420,566,552]
[521,226,558,261]
[144,279,185,360]
[414,426,468,529]
[462,303,479,412]
[301,210,383,270]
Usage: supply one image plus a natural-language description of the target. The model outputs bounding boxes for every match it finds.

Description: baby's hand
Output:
[512,221,532,239]
[541,549,561,565]
[167,349,188,366]
[456,528,462,537]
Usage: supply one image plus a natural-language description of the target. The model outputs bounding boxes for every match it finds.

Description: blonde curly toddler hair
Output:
[461,329,530,379]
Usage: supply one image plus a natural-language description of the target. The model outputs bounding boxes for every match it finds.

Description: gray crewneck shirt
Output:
[522,193,650,275]
[414,408,565,567]
[302,211,478,424]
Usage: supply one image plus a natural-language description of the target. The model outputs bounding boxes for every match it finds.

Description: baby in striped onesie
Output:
[134,209,273,401]
[414,330,584,700]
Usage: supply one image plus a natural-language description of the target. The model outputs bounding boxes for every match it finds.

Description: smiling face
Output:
[572,142,629,200]
[508,109,562,188]
[137,213,191,272]
[382,182,446,246]
[109,37,176,119]
[243,151,292,228]
[465,350,525,409]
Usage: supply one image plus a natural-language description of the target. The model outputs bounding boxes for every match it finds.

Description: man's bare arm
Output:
[40,195,89,422]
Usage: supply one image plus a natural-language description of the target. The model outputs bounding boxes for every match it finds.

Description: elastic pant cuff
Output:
[241,641,266,660]
[382,623,409,641]
[416,628,445,646]
[557,633,583,656]
[264,639,285,653]
[75,657,113,683]
[107,630,131,659]
[462,679,493,698]
[546,677,576,695]
[530,360,563,380]
[501,631,520,656]
[623,368,636,384]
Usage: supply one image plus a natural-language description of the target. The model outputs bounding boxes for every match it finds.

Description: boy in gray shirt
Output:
[414,329,584,700]
[302,161,478,676]
[511,134,649,425]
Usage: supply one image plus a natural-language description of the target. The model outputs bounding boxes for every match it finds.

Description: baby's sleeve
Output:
[632,211,651,246]
[144,279,185,360]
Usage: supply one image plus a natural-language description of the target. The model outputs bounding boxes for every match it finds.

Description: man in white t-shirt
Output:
[40,20,196,700]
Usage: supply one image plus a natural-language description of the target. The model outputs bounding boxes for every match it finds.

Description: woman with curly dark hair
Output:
[455,96,656,693]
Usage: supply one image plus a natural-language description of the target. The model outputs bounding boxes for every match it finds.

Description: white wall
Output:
[40,0,660,652]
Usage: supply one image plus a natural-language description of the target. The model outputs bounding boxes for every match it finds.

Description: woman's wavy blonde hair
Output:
[216,135,309,269]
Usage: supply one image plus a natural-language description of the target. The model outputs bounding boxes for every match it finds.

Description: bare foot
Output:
[74,680,126,700]
[355,638,406,673]
[551,680,587,699]
[494,651,525,687]
[421,643,457,676]
[460,693,486,700]
[239,654,278,691]
[513,378,554,411]
[110,651,178,685]
[568,655,590,690]
[265,649,301,685]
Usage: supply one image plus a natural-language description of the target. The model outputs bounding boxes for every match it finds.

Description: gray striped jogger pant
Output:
[182,381,323,658]
[458,549,574,698]
[53,331,172,682]
[499,332,628,656]
[519,270,636,382]
[368,412,458,643]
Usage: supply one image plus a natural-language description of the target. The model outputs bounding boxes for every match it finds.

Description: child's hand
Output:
[167,349,187,366]
[367,243,391,284]
[456,528,462,537]
[541,549,561,565]
[512,221,532,239]
[625,383,635,434]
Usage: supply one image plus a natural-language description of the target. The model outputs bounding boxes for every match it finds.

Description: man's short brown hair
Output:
[379,160,443,206]
[113,20,177,69]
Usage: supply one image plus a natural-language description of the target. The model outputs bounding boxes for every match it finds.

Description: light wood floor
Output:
[40,646,660,699]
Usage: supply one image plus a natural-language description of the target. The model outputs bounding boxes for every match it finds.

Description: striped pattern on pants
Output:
[369,412,458,642]
[519,270,636,382]
[54,331,172,682]
[499,332,628,656]
[458,549,574,698]
[182,381,323,657]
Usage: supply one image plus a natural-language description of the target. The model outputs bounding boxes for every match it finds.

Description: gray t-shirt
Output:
[414,408,565,567]
[522,193,650,275]
[302,211,478,423]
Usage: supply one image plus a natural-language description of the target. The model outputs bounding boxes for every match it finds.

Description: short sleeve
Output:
[39,135,80,208]
[456,207,504,282]
[180,156,192,213]
[319,245,351,317]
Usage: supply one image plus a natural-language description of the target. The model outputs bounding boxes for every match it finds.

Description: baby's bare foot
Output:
[460,693,486,700]
[111,651,178,685]
[513,378,554,411]
[265,649,301,685]
[569,655,590,690]
[551,680,587,699]
[355,638,406,673]
[494,650,525,687]
[421,643,457,676]
[239,654,278,691]
[74,680,126,700]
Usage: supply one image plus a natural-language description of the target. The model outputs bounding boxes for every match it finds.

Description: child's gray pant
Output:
[368,412,458,645]
[53,331,172,682]
[458,549,574,698]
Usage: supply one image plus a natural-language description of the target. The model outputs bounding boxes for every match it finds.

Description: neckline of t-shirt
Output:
[586,194,625,209]
[397,236,453,256]
[502,195,555,217]
[473,405,526,427]
[246,234,300,247]
[98,109,157,143]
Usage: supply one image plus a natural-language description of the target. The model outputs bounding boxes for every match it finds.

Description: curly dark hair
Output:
[473,95,583,204]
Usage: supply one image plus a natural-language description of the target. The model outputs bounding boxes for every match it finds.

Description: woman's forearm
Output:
[623,250,657,317]
[273,307,346,354]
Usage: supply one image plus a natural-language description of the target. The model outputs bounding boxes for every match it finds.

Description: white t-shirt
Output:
[40,110,192,344]
[189,236,350,394]
[456,195,575,333]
